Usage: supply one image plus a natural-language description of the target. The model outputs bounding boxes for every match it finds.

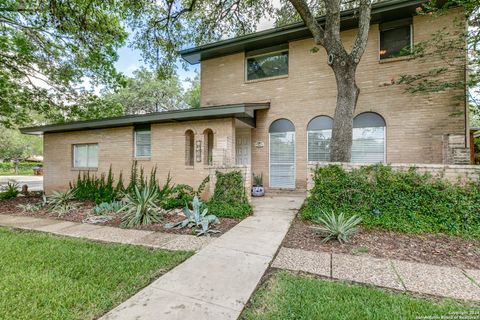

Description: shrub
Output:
[207,171,252,219]
[0,181,19,200]
[302,164,480,238]
[165,195,219,236]
[70,167,123,204]
[0,161,43,175]
[161,176,209,210]
[120,185,162,228]
[312,211,362,243]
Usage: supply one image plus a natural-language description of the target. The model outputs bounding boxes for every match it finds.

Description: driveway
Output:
[0,176,43,192]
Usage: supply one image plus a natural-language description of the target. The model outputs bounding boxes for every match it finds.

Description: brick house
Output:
[22,0,471,193]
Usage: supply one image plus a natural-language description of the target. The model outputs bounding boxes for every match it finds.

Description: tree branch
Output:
[350,0,372,62]
[287,0,324,46]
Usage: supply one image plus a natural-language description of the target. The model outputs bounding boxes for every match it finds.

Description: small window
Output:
[379,20,412,60]
[307,116,333,162]
[185,130,194,166]
[73,144,98,168]
[203,129,214,165]
[134,125,151,157]
[246,50,288,81]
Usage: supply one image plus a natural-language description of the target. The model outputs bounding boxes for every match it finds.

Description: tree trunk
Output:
[330,63,359,162]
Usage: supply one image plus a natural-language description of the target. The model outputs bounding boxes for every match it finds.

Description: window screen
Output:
[73,144,98,168]
[246,51,288,81]
[352,113,386,163]
[380,25,411,59]
[135,126,151,157]
[307,116,333,162]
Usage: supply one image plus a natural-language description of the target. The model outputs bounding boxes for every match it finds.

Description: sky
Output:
[113,1,280,90]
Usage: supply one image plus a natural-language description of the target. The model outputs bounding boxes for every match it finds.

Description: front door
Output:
[236,129,251,165]
[269,131,295,188]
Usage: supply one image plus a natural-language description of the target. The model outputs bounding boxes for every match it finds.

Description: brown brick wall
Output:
[200,10,467,189]
[43,118,236,193]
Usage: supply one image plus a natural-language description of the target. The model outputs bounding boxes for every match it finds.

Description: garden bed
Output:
[283,218,480,270]
[0,195,240,237]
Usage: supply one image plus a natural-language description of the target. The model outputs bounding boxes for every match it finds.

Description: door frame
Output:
[268,131,296,189]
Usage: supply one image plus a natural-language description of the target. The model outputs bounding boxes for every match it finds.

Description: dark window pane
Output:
[380,25,411,59]
[246,51,288,81]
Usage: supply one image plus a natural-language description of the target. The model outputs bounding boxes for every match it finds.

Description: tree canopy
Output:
[0,0,130,127]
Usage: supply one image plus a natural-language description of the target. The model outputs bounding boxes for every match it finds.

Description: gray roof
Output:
[20,103,270,135]
[180,0,426,64]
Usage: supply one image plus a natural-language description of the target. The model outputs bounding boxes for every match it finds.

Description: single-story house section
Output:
[22,0,473,193]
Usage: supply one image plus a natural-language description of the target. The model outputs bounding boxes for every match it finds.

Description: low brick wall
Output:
[307,162,480,190]
[208,165,251,201]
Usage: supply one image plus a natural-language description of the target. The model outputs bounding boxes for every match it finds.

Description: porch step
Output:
[262,188,307,197]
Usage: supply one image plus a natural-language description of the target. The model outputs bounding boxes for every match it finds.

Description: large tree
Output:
[128,0,372,161]
[0,0,130,127]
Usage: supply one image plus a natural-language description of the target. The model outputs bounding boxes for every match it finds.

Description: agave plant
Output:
[312,211,362,243]
[92,201,124,215]
[120,185,162,228]
[164,195,219,236]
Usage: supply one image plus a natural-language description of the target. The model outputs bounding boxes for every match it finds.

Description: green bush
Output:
[302,164,480,238]
[0,161,43,175]
[207,171,252,219]
[0,181,19,200]
[70,167,123,204]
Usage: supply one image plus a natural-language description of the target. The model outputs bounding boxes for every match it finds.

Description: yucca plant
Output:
[91,201,124,215]
[47,189,77,216]
[312,211,362,243]
[120,185,162,228]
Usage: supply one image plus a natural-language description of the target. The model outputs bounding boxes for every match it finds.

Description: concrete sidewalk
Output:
[273,247,480,301]
[0,214,213,252]
[101,195,304,320]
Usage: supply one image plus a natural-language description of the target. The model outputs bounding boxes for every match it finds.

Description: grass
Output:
[0,227,192,320]
[242,271,476,320]
[0,169,36,176]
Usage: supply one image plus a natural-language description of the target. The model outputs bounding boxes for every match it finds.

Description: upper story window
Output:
[73,143,98,168]
[246,44,288,81]
[134,125,151,157]
[379,18,412,60]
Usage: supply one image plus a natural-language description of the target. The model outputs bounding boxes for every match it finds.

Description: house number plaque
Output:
[255,141,264,149]
[196,140,202,162]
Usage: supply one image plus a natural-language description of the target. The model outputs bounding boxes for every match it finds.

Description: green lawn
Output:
[242,271,476,320]
[0,227,192,320]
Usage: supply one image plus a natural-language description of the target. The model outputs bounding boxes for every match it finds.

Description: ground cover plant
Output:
[0,181,19,200]
[0,227,192,320]
[207,170,252,219]
[242,271,475,320]
[302,164,480,238]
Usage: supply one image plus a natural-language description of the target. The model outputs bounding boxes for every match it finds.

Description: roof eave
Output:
[20,103,270,135]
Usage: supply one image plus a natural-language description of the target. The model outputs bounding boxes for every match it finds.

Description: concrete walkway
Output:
[101,195,304,320]
[0,214,214,252]
[273,247,480,301]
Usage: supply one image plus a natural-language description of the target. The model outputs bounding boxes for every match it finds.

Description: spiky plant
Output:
[47,189,77,216]
[120,185,162,228]
[312,211,362,243]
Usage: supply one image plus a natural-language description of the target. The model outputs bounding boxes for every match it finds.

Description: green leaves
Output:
[302,164,480,238]
[120,184,163,228]
[313,211,362,243]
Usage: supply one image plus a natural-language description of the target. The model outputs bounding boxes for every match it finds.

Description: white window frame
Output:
[73,143,98,169]
[245,49,289,82]
[134,128,151,158]
[351,127,386,163]
[378,23,413,61]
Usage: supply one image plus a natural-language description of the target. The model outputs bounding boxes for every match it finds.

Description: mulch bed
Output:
[0,195,240,237]
[283,218,480,270]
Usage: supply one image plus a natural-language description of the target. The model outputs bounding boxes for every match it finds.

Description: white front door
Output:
[236,129,251,165]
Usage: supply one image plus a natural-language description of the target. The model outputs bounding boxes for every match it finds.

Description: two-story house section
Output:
[22,0,470,192]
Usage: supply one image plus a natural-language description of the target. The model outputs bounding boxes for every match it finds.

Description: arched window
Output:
[307,116,333,161]
[203,129,214,165]
[185,130,195,166]
[352,112,386,163]
[269,119,295,188]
